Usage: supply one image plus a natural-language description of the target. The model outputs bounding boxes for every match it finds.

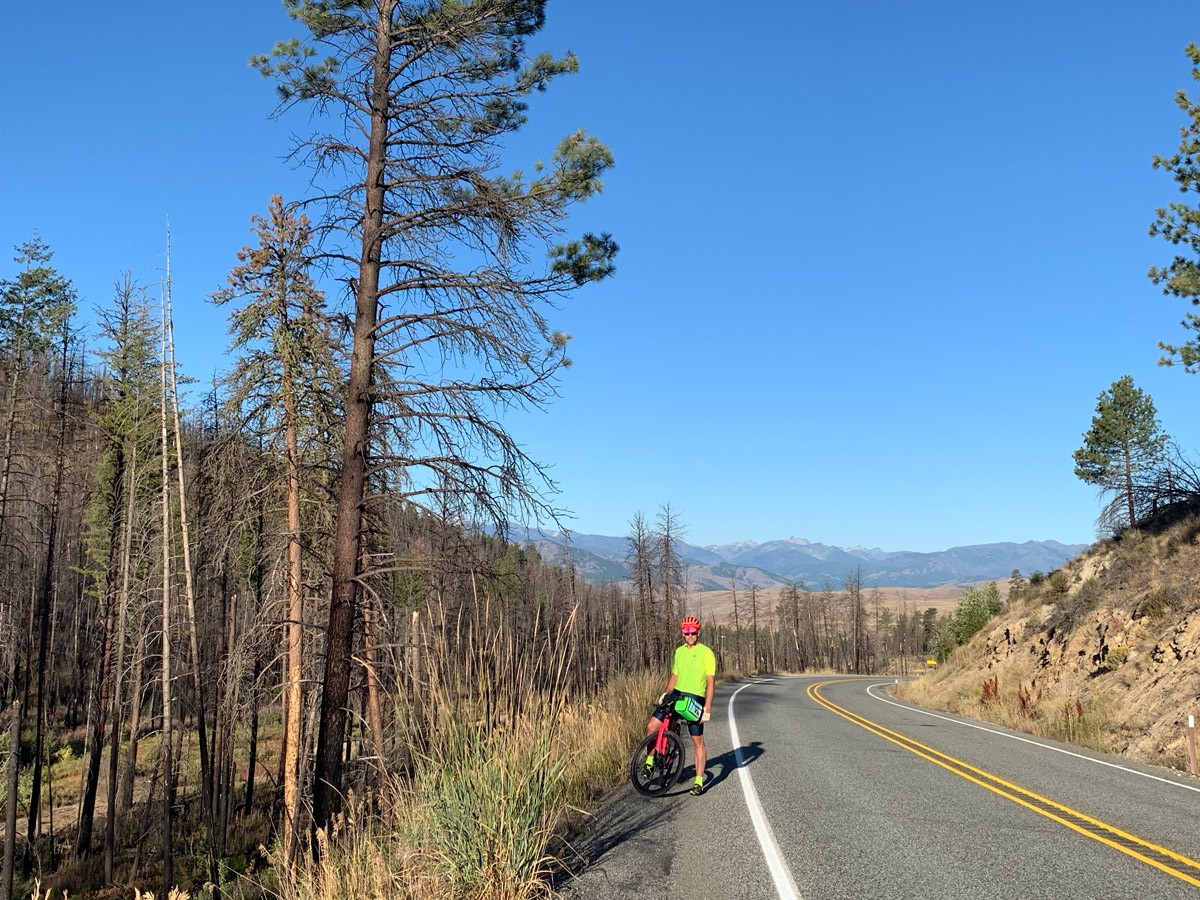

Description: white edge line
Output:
[865,681,1200,795]
[729,680,803,900]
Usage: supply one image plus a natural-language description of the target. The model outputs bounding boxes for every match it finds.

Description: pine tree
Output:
[213,195,340,862]
[1073,376,1168,531]
[253,0,617,831]
[1150,43,1200,369]
[78,275,161,867]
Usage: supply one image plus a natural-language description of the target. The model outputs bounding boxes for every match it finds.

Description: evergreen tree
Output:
[213,195,341,862]
[79,275,161,867]
[1150,44,1200,370]
[0,236,78,537]
[253,0,617,830]
[1073,376,1168,531]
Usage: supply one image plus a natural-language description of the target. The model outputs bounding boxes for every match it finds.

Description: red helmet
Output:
[680,616,701,632]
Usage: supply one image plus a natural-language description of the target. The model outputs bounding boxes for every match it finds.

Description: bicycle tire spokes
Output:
[630,711,685,795]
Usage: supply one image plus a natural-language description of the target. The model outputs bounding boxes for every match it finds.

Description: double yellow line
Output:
[808,679,1200,888]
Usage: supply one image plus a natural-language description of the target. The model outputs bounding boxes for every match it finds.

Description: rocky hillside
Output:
[899,503,1200,773]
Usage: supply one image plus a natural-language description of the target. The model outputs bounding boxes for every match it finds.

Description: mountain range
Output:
[509,528,1089,590]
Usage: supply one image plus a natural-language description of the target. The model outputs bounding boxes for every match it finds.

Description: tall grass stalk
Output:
[418,708,563,899]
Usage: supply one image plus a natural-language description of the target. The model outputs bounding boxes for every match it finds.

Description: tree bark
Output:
[282,384,305,863]
[159,301,175,892]
[313,0,391,836]
[2,700,20,900]
[24,335,71,874]
[76,445,124,858]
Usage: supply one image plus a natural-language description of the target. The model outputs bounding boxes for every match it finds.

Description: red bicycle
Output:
[629,693,690,795]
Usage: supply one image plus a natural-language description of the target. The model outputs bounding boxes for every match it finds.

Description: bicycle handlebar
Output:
[653,691,681,715]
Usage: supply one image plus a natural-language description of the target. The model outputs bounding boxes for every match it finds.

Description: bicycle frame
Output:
[632,697,688,795]
[654,704,682,752]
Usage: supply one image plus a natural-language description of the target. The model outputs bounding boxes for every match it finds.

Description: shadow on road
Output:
[553,740,768,895]
[551,793,675,893]
[701,740,764,790]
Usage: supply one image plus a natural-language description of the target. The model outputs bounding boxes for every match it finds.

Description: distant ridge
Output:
[509,527,1088,590]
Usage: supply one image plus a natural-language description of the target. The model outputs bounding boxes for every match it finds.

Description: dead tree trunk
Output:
[105,442,139,879]
[24,335,71,874]
[2,700,20,900]
[158,292,176,892]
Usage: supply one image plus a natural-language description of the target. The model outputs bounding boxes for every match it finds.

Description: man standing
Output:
[646,616,717,795]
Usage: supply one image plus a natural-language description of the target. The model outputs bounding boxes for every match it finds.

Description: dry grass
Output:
[280,666,659,900]
[899,509,1200,769]
[901,671,1113,754]
[25,880,193,899]
[694,583,980,625]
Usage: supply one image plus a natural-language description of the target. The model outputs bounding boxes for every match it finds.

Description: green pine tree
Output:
[1150,43,1200,369]
[1073,376,1168,531]
[253,0,618,831]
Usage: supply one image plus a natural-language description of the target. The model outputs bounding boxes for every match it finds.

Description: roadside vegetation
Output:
[899,502,1200,769]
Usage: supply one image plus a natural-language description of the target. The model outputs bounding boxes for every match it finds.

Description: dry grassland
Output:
[689,582,1007,624]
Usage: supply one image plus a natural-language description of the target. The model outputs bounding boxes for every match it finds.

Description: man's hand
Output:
[701,710,711,723]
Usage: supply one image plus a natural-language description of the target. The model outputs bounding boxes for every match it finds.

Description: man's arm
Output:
[702,674,715,722]
[659,673,678,703]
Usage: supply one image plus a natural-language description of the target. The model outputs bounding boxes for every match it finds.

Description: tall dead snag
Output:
[625,512,656,666]
[162,242,226,896]
[24,314,79,876]
[654,503,687,654]
[2,701,20,900]
[158,269,176,893]
[165,290,211,815]
[254,1,616,833]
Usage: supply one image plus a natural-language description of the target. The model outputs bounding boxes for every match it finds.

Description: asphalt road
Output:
[557,675,1200,900]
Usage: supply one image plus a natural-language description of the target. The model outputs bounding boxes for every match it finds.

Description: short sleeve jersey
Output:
[672,641,716,697]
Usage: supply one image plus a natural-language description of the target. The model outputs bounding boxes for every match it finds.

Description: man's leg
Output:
[641,717,660,775]
[690,734,706,793]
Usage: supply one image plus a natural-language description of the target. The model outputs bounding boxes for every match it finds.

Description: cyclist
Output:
[645,615,717,795]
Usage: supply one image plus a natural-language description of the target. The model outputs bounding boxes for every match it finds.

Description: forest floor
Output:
[4,712,283,898]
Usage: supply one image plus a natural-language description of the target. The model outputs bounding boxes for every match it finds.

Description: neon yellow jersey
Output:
[673,642,716,697]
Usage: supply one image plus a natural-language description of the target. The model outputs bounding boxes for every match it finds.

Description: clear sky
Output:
[4,2,1200,553]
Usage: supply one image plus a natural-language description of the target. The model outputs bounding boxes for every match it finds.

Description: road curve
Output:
[558,675,1200,900]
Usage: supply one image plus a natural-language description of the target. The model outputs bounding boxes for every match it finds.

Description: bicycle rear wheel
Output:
[630,730,684,795]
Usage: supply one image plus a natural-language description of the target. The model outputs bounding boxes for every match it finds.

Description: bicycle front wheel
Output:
[630,730,685,796]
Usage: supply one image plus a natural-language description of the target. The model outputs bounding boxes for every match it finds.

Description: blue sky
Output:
[4,2,1200,553]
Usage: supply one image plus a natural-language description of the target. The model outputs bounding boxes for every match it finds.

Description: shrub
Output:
[1044,578,1104,635]
[1135,584,1181,620]
[1103,645,1130,671]
[1048,569,1071,596]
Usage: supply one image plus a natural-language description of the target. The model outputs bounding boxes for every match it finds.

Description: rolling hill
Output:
[510,527,1087,590]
